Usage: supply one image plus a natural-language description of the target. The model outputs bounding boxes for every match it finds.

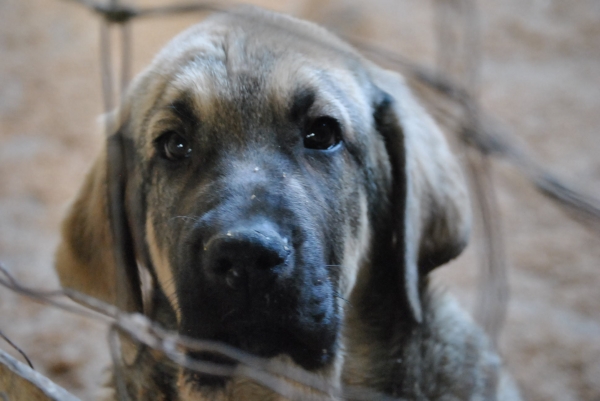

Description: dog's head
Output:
[55,5,470,392]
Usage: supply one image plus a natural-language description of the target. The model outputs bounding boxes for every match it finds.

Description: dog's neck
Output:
[339,256,421,391]
[176,354,344,401]
[340,279,503,400]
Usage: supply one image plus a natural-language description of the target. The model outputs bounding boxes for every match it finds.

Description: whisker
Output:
[221,308,237,323]
[168,215,201,224]
[333,291,353,308]
[325,264,345,274]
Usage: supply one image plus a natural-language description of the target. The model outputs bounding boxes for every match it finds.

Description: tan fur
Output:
[55,148,117,305]
[146,216,181,323]
[339,190,371,300]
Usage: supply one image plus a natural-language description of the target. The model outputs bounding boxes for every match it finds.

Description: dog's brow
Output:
[169,97,199,126]
[289,89,316,122]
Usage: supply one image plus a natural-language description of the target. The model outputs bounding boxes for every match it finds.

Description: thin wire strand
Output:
[99,19,114,121]
[108,326,129,401]
[432,0,508,344]
[0,263,114,321]
[0,330,34,370]
[119,22,132,96]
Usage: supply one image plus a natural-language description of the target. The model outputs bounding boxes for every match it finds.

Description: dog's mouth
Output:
[229,321,336,366]
[176,266,339,388]
[181,309,338,364]
[181,323,337,389]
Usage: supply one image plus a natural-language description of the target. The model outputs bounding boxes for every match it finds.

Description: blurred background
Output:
[0,0,599,400]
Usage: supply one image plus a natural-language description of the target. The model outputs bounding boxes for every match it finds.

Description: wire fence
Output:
[1,0,600,400]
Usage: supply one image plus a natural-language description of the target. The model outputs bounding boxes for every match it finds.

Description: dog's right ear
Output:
[55,146,117,305]
[55,132,142,312]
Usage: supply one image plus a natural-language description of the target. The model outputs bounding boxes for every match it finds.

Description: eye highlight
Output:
[156,131,192,161]
[303,117,342,150]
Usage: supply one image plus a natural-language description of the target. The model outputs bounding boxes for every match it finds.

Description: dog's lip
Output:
[182,351,236,389]
[185,336,334,374]
[180,316,337,371]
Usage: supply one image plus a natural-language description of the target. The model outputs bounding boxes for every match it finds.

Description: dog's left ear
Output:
[370,67,471,323]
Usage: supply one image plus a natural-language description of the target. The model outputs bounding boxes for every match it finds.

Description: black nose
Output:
[203,225,290,290]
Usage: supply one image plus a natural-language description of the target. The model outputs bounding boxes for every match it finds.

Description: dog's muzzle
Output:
[176,212,339,379]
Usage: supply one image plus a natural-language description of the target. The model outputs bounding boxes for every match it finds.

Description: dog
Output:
[54,6,520,401]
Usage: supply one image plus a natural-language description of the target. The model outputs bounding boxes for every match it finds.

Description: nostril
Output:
[314,313,325,324]
[215,258,233,274]
[256,252,285,270]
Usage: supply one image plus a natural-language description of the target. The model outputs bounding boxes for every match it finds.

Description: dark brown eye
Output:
[158,131,192,161]
[303,117,342,150]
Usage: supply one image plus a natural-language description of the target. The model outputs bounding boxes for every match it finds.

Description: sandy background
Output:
[1,0,599,400]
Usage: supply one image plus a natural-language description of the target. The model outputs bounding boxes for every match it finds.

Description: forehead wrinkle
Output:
[318,69,369,128]
[130,72,171,152]
[128,30,228,136]
[168,95,200,125]
[139,86,201,159]
[289,88,316,122]
[267,65,327,122]
[172,56,229,114]
[268,60,369,140]
[172,54,275,132]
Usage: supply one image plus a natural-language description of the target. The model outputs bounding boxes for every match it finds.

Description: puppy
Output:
[55,6,520,401]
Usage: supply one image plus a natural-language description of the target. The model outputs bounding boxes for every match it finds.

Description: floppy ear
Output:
[55,132,143,313]
[371,67,471,323]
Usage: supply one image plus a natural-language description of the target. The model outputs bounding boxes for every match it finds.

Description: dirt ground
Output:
[0,0,599,400]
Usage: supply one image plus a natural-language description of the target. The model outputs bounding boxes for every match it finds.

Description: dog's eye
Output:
[157,131,192,161]
[304,117,341,150]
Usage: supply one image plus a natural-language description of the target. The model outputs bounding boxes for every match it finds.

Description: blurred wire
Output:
[432,0,508,345]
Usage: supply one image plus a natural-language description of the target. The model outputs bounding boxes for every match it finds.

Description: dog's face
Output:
[126,11,395,372]
[139,25,381,371]
[55,6,471,397]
